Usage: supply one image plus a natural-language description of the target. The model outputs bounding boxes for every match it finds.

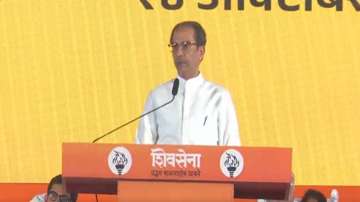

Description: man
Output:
[136,21,240,146]
[30,174,77,202]
[300,189,327,202]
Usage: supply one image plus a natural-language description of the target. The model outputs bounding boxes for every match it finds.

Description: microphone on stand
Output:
[92,78,179,143]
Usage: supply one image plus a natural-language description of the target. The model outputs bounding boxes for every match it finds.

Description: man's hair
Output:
[300,189,327,202]
[170,21,207,46]
[47,174,78,202]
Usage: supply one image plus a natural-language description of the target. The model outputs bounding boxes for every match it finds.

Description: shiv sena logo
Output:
[220,149,244,178]
[108,147,132,176]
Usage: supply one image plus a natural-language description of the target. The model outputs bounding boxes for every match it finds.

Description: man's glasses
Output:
[168,41,198,52]
[47,191,72,202]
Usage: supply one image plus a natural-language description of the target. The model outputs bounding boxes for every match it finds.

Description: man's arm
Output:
[135,93,158,144]
[217,90,241,146]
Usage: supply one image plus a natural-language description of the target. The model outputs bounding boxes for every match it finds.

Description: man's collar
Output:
[177,73,204,91]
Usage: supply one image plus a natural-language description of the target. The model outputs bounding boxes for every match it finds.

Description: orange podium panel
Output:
[62,143,292,201]
[117,181,234,202]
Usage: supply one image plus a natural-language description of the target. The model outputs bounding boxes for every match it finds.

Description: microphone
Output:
[92,78,179,143]
[172,78,179,96]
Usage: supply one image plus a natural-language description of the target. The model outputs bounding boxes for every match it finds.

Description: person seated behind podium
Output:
[136,21,241,146]
[30,174,78,202]
[300,189,326,202]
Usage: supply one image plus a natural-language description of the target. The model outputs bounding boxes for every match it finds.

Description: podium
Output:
[62,143,292,202]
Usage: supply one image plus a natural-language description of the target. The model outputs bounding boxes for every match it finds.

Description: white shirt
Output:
[136,74,240,146]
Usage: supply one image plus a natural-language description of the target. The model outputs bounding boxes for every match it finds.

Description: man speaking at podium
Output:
[136,21,240,146]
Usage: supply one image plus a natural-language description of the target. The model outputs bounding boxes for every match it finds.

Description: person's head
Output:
[300,189,327,202]
[46,175,78,202]
[169,21,206,80]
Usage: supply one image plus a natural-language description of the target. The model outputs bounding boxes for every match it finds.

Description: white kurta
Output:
[136,74,240,146]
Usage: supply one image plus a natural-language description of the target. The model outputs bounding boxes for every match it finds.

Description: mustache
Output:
[175,59,187,65]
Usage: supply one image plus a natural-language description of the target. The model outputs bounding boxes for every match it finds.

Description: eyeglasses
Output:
[47,191,72,202]
[168,41,198,52]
